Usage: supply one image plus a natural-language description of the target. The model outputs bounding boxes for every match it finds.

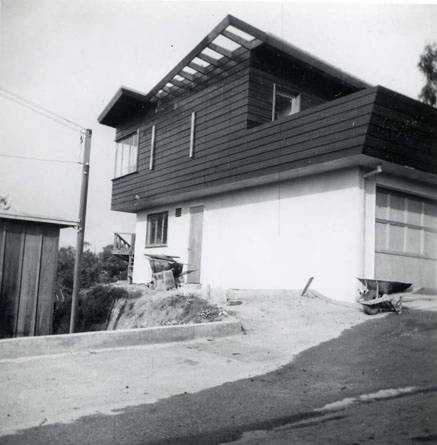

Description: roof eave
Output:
[0,212,78,228]
[98,14,371,128]
[98,87,150,127]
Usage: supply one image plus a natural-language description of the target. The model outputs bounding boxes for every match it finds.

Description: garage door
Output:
[375,188,437,291]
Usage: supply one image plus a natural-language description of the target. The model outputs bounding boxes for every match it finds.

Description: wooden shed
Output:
[0,213,77,338]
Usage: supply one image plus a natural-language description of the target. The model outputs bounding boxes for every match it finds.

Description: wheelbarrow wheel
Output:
[363,304,379,315]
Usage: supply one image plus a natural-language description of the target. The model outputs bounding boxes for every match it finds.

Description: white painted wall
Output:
[133,167,366,301]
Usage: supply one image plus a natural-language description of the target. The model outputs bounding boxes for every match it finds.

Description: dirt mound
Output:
[107,287,230,330]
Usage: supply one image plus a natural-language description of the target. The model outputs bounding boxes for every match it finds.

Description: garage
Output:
[375,188,437,292]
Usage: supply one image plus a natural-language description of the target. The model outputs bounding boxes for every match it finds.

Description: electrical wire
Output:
[0,152,81,165]
[0,86,86,132]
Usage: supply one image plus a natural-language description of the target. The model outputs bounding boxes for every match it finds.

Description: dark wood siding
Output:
[112,87,378,212]
[0,219,60,338]
[111,72,437,214]
[246,47,360,128]
[112,52,252,211]
[363,87,437,174]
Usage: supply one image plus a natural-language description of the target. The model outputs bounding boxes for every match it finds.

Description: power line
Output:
[0,152,81,165]
[0,86,86,132]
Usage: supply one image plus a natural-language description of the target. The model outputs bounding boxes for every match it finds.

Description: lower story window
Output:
[146,211,168,247]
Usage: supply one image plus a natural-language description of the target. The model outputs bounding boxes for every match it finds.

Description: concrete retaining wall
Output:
[0,319,242,360]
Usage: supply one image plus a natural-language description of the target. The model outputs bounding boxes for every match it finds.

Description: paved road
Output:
[1,308,436,445]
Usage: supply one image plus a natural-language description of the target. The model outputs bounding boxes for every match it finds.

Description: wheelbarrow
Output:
[357,278,413,315]
[145,254,195,289]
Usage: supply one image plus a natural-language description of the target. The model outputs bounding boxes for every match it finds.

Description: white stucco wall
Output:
[133,167,365,301]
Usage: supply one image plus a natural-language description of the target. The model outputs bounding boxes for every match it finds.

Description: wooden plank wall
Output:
[112,86,378,212]
[0,219,60,338]
[364,86,437,174]
[112,49,253,212]
[246,47,359,128]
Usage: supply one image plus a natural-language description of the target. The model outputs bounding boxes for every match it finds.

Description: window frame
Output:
[113,130,140,179]
[271,83,301,121]
[146,211,169,248]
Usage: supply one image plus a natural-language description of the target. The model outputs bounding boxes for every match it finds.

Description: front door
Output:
[188,206,204,283]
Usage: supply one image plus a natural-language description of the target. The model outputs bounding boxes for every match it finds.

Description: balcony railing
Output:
[113,232,135,256]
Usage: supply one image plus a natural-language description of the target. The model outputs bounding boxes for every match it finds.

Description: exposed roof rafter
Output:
[188,61,209,75]
[221,29,253,49]
[99,14,371,127]
[208,42,233,58]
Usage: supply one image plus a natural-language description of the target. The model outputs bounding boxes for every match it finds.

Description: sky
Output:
[0,0,436,250]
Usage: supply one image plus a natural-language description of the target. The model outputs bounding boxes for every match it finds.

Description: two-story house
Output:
[99,15,437,302]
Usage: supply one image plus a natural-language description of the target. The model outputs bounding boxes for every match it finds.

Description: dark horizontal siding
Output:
[112,83,437,213]
[246,47,360,129]
[247,67,329,127]
[363,87,437,173]
[112,55,252,208]
[113,100,374,199]
[112,88,378,211]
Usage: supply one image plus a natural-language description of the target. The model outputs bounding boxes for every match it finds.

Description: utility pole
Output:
[69,129,92,333]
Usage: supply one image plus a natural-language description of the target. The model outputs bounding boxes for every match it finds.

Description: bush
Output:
[54,244,129,333]
[53,285,130,334]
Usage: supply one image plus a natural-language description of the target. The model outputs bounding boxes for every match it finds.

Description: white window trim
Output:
[146,211,168,247]
[149,125,156,170]
[189,112,196,158]
[272,83,301,121]
[113,130,139,179]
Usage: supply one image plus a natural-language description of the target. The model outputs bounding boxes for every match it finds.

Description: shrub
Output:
[53,284,129,334]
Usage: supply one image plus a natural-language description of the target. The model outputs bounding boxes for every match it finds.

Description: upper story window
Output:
[146,211,168,247]
[114,131,138,178]
[272,84,301,121]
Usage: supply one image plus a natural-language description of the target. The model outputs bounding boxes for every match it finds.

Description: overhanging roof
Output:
[99,15,371,127]
[0,212,78,228]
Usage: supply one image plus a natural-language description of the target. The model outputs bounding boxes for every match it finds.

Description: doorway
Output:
[187,206,204,283]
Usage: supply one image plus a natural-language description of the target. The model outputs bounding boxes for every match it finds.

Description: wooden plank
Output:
[113,145,363,211]
[368,117,435,154]
[148,86,249,143]
[114,63,250,141]
[113,107,368,199]
[119,127,368,197]
[197,52,223,67]
[0,221,25,338]
[208,42,233,59]
[111,88,378,210]
[113,114,369,199]
[127,87,373,175]
[141,15,232,102]
[221,29,252,49]
[374,86,437,126]
[170,78,192,90]
[113,97,374,192]
[364,134,437,170]
[16,223,43,336]
[188,61,208,75]
[35,226,59,336]
[189,111,196,158]
[149,125,156,170]
[112,119,366,203]
[176,70,198,84]
[112,130,367,205]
